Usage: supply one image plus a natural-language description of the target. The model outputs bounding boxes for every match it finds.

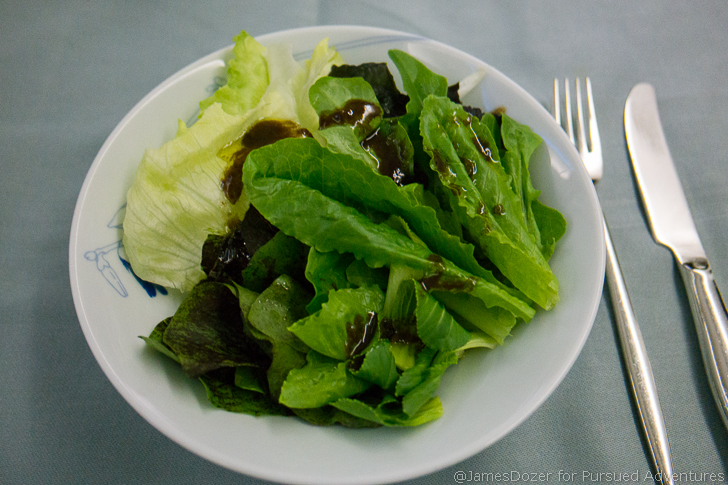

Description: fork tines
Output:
[553,77,603,180]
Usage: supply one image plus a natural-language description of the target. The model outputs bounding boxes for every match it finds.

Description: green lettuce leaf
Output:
[246,275,311,354]
[419,95,559,310]
[413,282,472,352]
[238,231,310,293]
[288,286,385,361]
[242,137,534,321]
[350,340,399,391]
[309,76,381,138]
[279,352,371,408]
[328,61,409,118]
[401,351,458,416]
[291,406,381,428]
[331,394,443,427]
[388,49,448,118]
[245,275,312,399]
[345,258,389,290]
[395,347,437,396]
[431,291,516,345]
[304,248,356,314]
[200,369,290,416]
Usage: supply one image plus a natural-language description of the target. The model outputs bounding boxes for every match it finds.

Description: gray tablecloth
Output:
[2,1,727,484]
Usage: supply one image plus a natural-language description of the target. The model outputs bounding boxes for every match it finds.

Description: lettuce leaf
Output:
[198,31,269,116]
[331,394,443,427]
[200,370,290,416]
[122,102,254,291]
[161,281,267,378]
[304,249,356,314]
[278,352,371,409]
[288,286,385,361]
[123,32,341,291]
[413,282,472,352]
[350,340,399,390]
[419,95,559,310]
[242,137,534,321]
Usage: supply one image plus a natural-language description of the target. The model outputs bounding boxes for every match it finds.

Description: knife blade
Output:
[625,82,728,430]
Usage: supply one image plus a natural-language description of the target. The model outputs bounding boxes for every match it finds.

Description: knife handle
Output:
[603,219,675,484]
[677,259,728,429]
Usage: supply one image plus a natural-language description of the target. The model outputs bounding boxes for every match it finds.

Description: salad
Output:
[124,31,566,427]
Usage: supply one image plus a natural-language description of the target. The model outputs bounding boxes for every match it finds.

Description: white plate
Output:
[69,25,605,485]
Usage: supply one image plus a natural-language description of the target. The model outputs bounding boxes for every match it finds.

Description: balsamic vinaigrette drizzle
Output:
[346,312,378,358]
[419,254,477,292]
[361,127,408,186]
[219,119,312,204]
[319,99,381,131]
[319,99,412,186]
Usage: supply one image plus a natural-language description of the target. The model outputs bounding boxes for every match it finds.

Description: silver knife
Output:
[625,82,728,430]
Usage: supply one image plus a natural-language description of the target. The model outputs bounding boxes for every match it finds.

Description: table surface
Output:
[2,1,727,484]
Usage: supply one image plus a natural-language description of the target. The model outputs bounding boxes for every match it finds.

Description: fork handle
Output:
[603,217,675,485]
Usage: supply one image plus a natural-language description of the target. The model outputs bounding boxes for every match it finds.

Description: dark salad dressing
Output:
[346,311,378,358]
[361,127,409,186]
[419,254,477,292]
[379,316,421,345]
[219,119,311,204]
[319,99,381,132]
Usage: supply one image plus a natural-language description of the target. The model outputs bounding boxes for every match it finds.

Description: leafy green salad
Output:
[123,31,566,427]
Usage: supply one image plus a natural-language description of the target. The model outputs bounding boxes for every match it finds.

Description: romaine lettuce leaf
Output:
[350,340,399,390]
[401,350,458,416]
[331,394,443,427]
[304,249,356,314]
[413,281,472,352]
[310,75,416,185]
[278,352,371,409]
[242,137,534,321]
[345,259,389,291]
[309,76,382,138]
[419,95,559,310]
[328,61,409,118]
[388,49,448,118]
[288,286,385,361]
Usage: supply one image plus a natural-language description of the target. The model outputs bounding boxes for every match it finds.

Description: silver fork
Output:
[554,78,675,484]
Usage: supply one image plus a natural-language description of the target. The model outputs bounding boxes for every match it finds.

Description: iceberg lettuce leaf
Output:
[122,104,252,291]
[199,31,269,116]
[123,35,341,291]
